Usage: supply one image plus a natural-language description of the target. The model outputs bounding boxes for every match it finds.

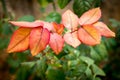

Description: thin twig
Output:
[1,0,8,17]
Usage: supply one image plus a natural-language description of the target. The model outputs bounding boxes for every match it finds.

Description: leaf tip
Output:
[112,32,116,37]
[31,51,38,56]
[79,7,101,25]
[6,48,12,53]
[108,31,115,37]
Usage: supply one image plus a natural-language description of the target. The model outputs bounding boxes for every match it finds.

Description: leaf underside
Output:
[78,25,101,46]
[7,27,31,53]
[49,33,64,54]
[93,22,115,37]
[10,21,43,28]
[30,27,50,56]
[79,7,101,25]
[62,9,78,31]
[64,31,81,48]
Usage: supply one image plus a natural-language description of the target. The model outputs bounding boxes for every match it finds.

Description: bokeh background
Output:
[0,0,120,80]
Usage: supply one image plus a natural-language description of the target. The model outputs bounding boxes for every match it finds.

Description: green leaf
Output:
[80,56,94,66]
[0,37,9,49]
[91,64,105,76]
[21,62,35,69]
[93,77,101,80]
[93,42,108,60]
[16,66,30,80]
[7,57,20,68]
[75,64,87,75]
[64,53,77,60]
[45,12,61,23]
[103,37,116,50]
[73,0,101,17]
[2,23,12,35]
[90,47,101,62]
[67,62,87,78]
[109,19,120,27]
[17,15,35,22]
[35,57,48,79]
[68,60,79,68]
[77,44,90,56]
[85,68,92,77]
[57,0,71,9]
[46,66,65,80]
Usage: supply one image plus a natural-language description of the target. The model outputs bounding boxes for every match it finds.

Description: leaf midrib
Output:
[8,32,30,51]
[83,9,98,25]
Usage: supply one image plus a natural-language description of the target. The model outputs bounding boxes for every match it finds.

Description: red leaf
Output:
[64,31,81,48]
[52,22,64,34]
[79,8,101,25]
[9,21,43,28]
[30,27,50,56]
[7,27,31,53]
[49,33,64,54]
[62,9,78,31]
[93,22,115,37]
[78,25,101,46]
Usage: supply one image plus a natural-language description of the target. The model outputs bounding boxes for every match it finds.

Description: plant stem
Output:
[52,0,56,11]
[1,0,8,17]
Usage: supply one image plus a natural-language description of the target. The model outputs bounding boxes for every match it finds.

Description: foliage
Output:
[45,12,61,23]
[0,0,117,80]
[7,8,115,56]
[73,0,102,17]
[57,0,71,9]
[102,19,120,80]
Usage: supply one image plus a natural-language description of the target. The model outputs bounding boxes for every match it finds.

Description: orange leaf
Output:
[30,27,50,56]
[93,22,115,37]
[7,27,31,53]
[78,25,101,45]
[52,22,64,34]
[49,33,64,54]
[79,8,101,25]
[64,31,81,48]
[62,9,78,31]
[9,21,43,28]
